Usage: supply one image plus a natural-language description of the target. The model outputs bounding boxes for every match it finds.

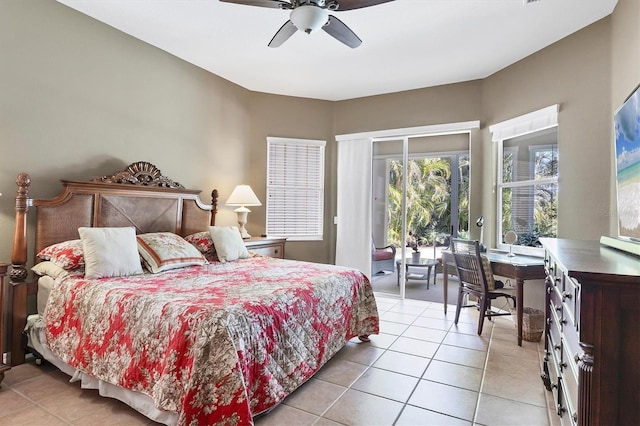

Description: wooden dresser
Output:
[540,238,640,426]
[245,237,286,259]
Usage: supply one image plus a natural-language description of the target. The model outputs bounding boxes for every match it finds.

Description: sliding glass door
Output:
[370,134,470,300]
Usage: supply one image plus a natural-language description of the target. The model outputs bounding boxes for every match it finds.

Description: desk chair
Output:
[450,238,516,335]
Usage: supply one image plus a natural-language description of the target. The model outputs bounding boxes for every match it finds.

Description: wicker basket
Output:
[511,307,544,342]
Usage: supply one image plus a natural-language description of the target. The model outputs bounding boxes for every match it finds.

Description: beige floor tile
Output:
[387,304,427,316]
[396,405,472,426]
[365,332,399,349]
[37,389,114,422]
[254,404,319,426]
[388,337,440,358]
[408,379,479,421]
[401,325,447,343]
[283,379,347,416]
[11,370,81,402]
[69,396,153,425]
[489,337,541,362]
[422,360,483,392]
[0,388,36,418]
[378,320,409,336]
[434,344,487,369]
[481,368,547,407]
[0,405,69,425]
[334,342,385,365]
[449,321,493,338]
[313,358,368,387]
[442,332,490,351]
[1,362,55,386]
[475,393,549,426]
[412,316,454,331]
[379,311,419,325]
[323,389,404,426]
[372,350,431,378]
[485,351,541,377]
[351,367,419,403]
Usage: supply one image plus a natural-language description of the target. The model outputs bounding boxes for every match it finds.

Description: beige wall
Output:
[0,0,251,263]
[610,0,640,235]
[1,0,637,268]
[247,92,334,262]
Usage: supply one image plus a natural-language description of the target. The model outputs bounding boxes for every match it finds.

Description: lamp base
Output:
[234,208,251,240]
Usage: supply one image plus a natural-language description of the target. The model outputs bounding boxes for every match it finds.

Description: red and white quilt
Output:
[43,256,379,425]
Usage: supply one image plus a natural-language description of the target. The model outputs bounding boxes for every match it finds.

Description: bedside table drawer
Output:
[250,245,283,258]
[244,238,286,259]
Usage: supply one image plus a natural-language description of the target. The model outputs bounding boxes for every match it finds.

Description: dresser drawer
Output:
[544,253,562,289]
[561,275,579,329]
[561,340,579,426]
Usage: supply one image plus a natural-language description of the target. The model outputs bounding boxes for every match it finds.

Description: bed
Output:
[8,162,379,425]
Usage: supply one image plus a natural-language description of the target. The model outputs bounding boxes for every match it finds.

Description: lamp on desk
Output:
[225,185,261,239]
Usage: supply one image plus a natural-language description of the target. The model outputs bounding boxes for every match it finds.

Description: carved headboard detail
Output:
[92,161,184,188]
[8,162,219,365]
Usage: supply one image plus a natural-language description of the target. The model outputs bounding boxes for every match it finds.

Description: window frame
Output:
[490,105,559,256]
[266,136,326,241]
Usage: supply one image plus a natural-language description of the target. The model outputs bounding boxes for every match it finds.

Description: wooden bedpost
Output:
[211,189,218,226]
[9,172,30,365]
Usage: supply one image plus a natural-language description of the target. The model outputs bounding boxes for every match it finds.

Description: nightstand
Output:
[245,237,286,259]
[0,263,10,383]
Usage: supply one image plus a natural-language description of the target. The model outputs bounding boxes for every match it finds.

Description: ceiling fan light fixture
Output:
[290,5,328,34]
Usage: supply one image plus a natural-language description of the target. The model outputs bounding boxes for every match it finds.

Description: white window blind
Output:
[266,137,325,240]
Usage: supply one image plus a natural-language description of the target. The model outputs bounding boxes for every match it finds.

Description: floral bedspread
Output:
[43,256,379,425]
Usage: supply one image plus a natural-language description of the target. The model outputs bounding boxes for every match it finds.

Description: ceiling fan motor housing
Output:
[290,5,329,33]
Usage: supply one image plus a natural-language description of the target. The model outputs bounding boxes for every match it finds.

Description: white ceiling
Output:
[57,0,617,101]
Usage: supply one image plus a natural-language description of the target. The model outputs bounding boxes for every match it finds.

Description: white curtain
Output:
[335,138,372,277]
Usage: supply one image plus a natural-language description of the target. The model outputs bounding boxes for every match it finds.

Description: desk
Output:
[441,251,545,346]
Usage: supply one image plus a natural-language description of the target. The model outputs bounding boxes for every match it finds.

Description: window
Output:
[490,106,559,255]
[266,137,325,241]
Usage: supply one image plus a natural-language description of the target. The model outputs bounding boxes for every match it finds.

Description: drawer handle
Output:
[546,286,552,295]
[557,404,566,416]
[555,305,562,312]
[554,344,561,352]
[562,291,572,300]
[574,353,582,363]
[274,249,279,254]
[547,317,552,326]
[561,318,567,325]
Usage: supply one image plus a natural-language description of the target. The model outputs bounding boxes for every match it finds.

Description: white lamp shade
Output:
[225,185,262,207]
[290,5,328,34]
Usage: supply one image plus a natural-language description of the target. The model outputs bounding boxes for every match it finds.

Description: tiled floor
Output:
[0,295,553,425]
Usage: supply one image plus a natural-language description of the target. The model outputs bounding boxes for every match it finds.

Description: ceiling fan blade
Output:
[219,0,292,9]
[333,0,395,11]
[268,20,298,47]
[322,15,362,48]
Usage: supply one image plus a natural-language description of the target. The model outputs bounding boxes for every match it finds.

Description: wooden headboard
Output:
[9,161,218,365]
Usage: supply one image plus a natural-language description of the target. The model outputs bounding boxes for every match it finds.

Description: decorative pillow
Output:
[184,231,215,254]
[137,232,207,273]
[36,239,84,270]
[480,255,496,291]
[209,226,250,263]
[78,227,144,279]
[31,261,70,280]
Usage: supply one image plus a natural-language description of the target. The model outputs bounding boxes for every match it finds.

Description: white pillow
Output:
[137,232,207,273]
[209,226,250,263]
[31,261,70,280]
[78,227,144,279]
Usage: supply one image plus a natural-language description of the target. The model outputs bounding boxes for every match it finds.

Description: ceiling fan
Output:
[219,0,395,48]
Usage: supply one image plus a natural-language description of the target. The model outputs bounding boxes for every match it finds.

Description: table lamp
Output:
[225,185,262,239]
